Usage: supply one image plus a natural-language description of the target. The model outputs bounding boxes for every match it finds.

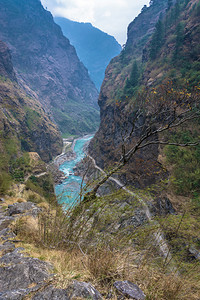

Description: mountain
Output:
[0,40,62,165]
[89,0,200,189]
[54,17,122,91]
[88,0,169,188]
[0,0,99,136]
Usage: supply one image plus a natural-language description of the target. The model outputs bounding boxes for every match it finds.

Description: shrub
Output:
[0,171,12,194]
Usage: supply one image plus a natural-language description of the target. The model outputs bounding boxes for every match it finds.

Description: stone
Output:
[0,248,53,294]
[0,284,44,300]
[114,281,145,300]
[189,246,200,261]
[8,202,41,217]
[66,281,102,299]
[120,209,148,229]
[32,285,70,300]
[0,240,15,252]
[0,228,16,239]
[155,197,175,216]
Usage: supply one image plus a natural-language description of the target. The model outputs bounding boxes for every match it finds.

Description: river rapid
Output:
[55,135,93,208]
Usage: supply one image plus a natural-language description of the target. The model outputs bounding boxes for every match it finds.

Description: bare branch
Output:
[83,84,200,200]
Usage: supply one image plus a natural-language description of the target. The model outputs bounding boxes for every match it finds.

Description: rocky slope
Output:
[0,198,146,300]
[89,0,200,188]
[54,17,122,91]
[88,0,169,188]
[0,40,62,163]
[0,0,99,136]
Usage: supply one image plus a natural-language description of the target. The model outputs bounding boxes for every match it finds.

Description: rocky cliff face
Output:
[0,0,99,136]
[0,40,62,162]
[54,17,122,91]
[89,0,200,188]
[89,0,169,188]
[0,41,16,82]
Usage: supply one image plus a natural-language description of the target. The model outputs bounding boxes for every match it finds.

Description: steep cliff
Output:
[54,17,122,91]
[0,40,62,164]
[0,0,99,136]
[89,0,200,188]
[89,0,169,188]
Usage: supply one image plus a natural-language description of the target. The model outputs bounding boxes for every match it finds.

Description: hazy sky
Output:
[41,0,150,44]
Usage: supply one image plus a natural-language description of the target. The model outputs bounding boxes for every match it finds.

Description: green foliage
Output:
[10,153,31,182]
[160,212,200,261]
[4,137,18,157]
[194,1,200,17]
[165,130,200,195]
[124,61,140,96]
[25,174,55,203]
[52,101,99,136]
[173,22,185,60]
[149,18,165,60]
[25,107,41,130]
[167,0,173,10]
[0,171,12,194]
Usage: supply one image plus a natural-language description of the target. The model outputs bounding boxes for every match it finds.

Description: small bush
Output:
[87,247,119,284]
[0,171,12,194]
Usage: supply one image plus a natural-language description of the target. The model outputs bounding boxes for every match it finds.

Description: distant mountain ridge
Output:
[0,0,99,136]
[54,17,122,90]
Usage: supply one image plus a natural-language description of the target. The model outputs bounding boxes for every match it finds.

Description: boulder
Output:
[32,286,69,300]
[189,246,200,261]
[66,281,102,299]
[0,240,15,252]
[0,248,53,295]
[8,202,41,217]
[114,281,145,300]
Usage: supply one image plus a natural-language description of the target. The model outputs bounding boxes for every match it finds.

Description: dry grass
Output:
[5,192,199,299]
[3,196,27,208]
[11,215,40,242]
[16,239,200,299]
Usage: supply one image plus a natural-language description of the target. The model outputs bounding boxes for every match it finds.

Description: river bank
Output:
[54,135,94,206]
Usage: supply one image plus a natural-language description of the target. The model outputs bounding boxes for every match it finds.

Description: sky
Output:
[41,0,150,45]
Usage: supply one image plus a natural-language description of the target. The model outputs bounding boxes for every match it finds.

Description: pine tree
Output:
[124,61,139,96]
[149,18,164,60]
[173,22,184,60]
[129,61,139,88]
[167,0,173,10]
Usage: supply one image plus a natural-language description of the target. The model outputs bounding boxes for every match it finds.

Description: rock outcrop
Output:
[0,0,99,136]
[88,1,169,188]
[88,0,200,189]
[114,280,146,300]
[0,40,62,162]
[0,41,16,81]
[0,202,104,300]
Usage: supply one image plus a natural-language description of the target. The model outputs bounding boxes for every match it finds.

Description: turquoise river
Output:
[55,135,93,208]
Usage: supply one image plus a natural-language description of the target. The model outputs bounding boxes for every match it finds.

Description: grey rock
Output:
[189,246,200,261]
[120,209,148,229]
[114,281,145,300]
[8,202,41,217]
[0,240,15,251]
[0,228,16,239]
[0,198,5,202]
[32,285,70,299]
[156,197,175,216]
[66,281,102,299]
[0,284,43,300]
[0,248,53,293]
